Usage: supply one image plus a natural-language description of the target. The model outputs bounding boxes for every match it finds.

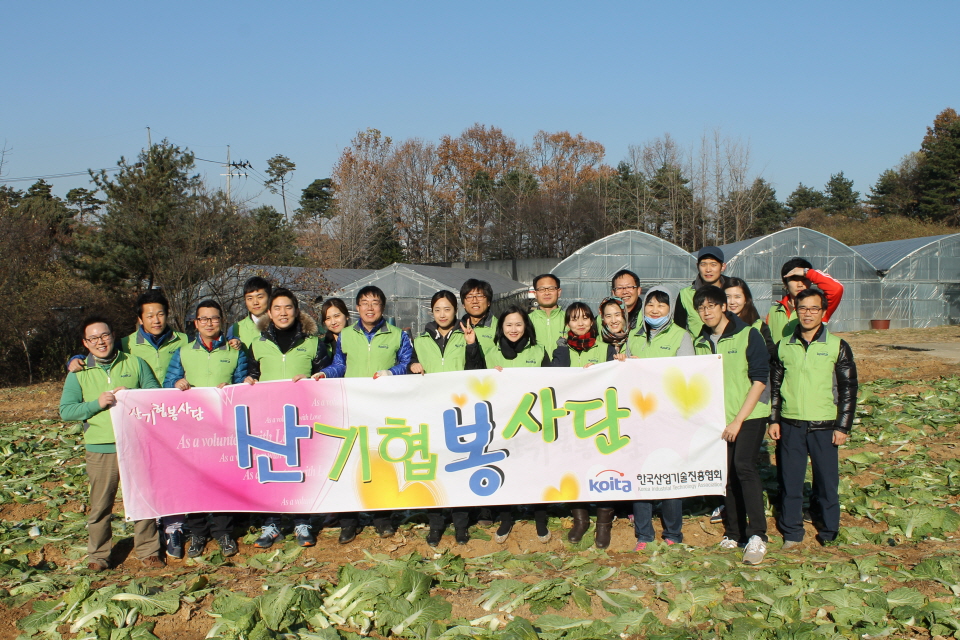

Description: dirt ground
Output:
[1,326,959,639]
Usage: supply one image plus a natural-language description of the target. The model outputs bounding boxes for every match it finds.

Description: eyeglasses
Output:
[195,316,221,324]
[464,294,487,301]
[696,303,721,313]
[796,306,823,314]
[358,301,382,309]
[613,285,637,293]
[84,332,112,344]
[535,286,559,293]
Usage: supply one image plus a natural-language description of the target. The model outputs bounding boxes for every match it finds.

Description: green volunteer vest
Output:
[414,330,468,373]
[564,342,607,367]
[121,330,188,383]
[75,352,146,445]
[777,330,842,422]
[530,308,566,359]
[340,323,403,378]
[179,341,241,387]
[484,342,546,369]
[768,303,799,343]
[678,286,703,337]
[231,316,261,348]
[628,322,688,359]
[471,315,497,344]
[251,335,319,382]
[694,324,771,423]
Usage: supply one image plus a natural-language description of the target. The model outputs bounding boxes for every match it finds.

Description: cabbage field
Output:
[2,375,960,640]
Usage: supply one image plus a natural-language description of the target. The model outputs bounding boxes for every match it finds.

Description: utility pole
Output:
[225,145,231,203]
[220,148,250,211]
[146,126,152,157]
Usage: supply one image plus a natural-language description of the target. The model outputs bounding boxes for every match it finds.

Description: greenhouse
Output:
[718,227,882,332]
[854,233,960,328]
[552,230,697,303]
[333,263,529,334]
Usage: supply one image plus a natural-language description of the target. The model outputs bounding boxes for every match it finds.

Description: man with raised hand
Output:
[610,269,643,331]
[459,279,498,344]
[767,258,844,342]
[318,285,412,543]
[528,274,565,359]
[768,289,858,549]
[164,300,248,559]
[675,246,728,337]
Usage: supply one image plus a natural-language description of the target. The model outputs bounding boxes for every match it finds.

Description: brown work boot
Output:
[140,556,165,569]
[594,508,616,549]
[86,557,110,571]
[567,509,590,543]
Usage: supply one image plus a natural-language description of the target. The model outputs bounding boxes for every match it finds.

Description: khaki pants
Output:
[86,451,159,561]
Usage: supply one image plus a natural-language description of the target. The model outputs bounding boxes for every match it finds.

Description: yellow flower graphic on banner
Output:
[543,473,579,501]
[630,389,657,418]
[358,455,438,509]
[664,367,711,419]
[467,376,496,399]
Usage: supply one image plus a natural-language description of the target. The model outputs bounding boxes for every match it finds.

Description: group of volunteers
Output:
[60,245,857,571]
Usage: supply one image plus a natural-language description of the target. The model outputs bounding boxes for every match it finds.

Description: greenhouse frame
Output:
[718,227,882,332]
[854,233,960,328]
[552,230,697,303]
[332,263,529,334]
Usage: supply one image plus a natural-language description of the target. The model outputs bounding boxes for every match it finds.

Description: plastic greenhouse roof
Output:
[335,263,528,297]
[240,265,375,291]
[852,234,958,272]
[558,229,694,260]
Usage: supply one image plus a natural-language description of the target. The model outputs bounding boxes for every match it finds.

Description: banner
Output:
[113,355,727,521]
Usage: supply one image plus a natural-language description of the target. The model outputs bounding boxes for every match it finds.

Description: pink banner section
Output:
[112,357,728,521]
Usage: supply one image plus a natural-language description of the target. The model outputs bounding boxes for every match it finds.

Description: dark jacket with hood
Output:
[246,313,330,381]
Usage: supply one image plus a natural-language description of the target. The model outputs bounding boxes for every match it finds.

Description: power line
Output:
[0,167,121,183]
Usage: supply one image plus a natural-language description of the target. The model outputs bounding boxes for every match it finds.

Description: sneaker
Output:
[254,523,281,549]
[186,535,207,558]
[454,528,470,545]
[426,528,443,547]
[782,539,802,551]
[294,524,316,547]
[718,536,739,550]
[165,530,184,559]
[665,539,677,546]
[217,535,238,557]
[742,535,767,565]
[634,541,647,552]
[710,505,725,524]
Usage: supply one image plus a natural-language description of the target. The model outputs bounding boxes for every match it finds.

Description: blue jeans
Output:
[632,499,683,543]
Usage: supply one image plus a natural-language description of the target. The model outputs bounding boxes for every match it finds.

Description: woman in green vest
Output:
[550,301,619,548]
[724,278,776,359]
[482,306,550,543]
[549,302,609,367]
[244,288,331,550]
[59,316,163,570]
[627,287,694,552]
[410,290,486,547]
[598,297,631,358]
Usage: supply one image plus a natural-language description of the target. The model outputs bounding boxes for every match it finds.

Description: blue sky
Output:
[2,2,958,211]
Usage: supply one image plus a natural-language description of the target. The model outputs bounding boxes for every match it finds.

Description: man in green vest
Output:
[318,285,412,543]
[692,286,770,565]
[768,289,857,549]
[675,246,728,337]
[228,276,273,350]
[459,279,497,343]
[766,258,845,342]
[610,269,643,331]
[164,300,248,558]
[529,274,566,358]
[59,316,164,570]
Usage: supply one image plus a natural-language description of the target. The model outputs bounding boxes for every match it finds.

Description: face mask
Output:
[645,315,670,329]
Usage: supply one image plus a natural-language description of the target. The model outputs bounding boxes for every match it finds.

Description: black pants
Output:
[428,509,470,531]
[185,513,234,540]
[776,421,840,542]
[723,417,768,543]
[498,507,547,532]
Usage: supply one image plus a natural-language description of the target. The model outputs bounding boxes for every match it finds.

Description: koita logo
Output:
[588,469,632,494]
